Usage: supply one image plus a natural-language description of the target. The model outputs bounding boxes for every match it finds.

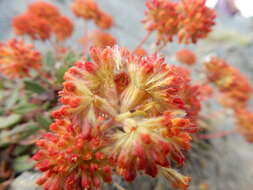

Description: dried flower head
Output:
[72,0,99,20]
[36,46,199,190]
[53,16,74,41]
[0,39,41,78]
[177,0,216,44]
[175,49,196,65]
[143,0,179,44]
[12,13,52,41]
[33,117,112,190]
[204,57,251,110]
[235,109,253,143]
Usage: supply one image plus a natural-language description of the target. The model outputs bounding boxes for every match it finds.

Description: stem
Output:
[84,20,89,37]
[154,42,166,54]
[197,128,236,139]
[114,183,127,190]
[82,20,90,55]
[134,31,152,51]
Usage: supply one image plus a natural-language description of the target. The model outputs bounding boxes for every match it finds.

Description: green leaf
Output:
[0,114,22,129]
[14,103,38,114]
[0,122,39,146]
[44,51,55,68]
[36,115,51,129]
[19,125,40,140]
[0,80,4,89]
[24,80,46,94]
[42,102,50,110]
[64,51,79,66]
[5,89,19,108]
[12,155,35,172]
[55,66,68,83]
[13,145,31,156]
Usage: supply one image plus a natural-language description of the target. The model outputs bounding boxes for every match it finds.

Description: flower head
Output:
[53,16,74,41]
[143,0,179,44]
[12,2,73,41]
[80,30,116,48]
[36,46,199,190]
[12,13,52,41]
[95,11,113,29]
[235,109,253,143]
[72,0,99,20]
[28,1,60,24]
[175,49,196,65]
[204,57,251,110]
[72,0,113,29]
[33,117,112,190]
[0,39,41,78]
[177,0,216,44]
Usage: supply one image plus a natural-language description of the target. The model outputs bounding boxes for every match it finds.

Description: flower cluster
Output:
[34,46,201,190]
[204,56,252,110]
[72,0,113,29]
[143,0,215,44]
[235,109,253,143]
[33,117,112,190]
[12,1,73,41]
[79,30,117,48]
[175,49,196,66]
[143,0,178,44]
[0,39,41,79]
[177,0,216,44]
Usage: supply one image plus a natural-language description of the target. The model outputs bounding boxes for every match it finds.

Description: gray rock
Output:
[9,172,42,190]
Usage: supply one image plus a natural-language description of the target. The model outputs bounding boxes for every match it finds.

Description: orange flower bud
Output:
[175,49,196,65]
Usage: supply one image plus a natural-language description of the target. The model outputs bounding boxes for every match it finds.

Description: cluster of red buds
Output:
[72,0,113,29]
[0,39,41,79]
[34,46,201,190]
[143,0,216,44]
[204,56,252,110]
[33,117,112,190]
[12,1,73,41]
[79,30,117,48]
[175,49,197,66]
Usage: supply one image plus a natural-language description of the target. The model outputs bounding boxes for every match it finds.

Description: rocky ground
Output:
[1,0,253,189]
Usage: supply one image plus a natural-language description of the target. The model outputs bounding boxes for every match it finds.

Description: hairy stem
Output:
[197,128,236,139]
[134,31,152,51]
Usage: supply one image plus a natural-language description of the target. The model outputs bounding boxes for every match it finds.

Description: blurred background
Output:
[0,0,253,190]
